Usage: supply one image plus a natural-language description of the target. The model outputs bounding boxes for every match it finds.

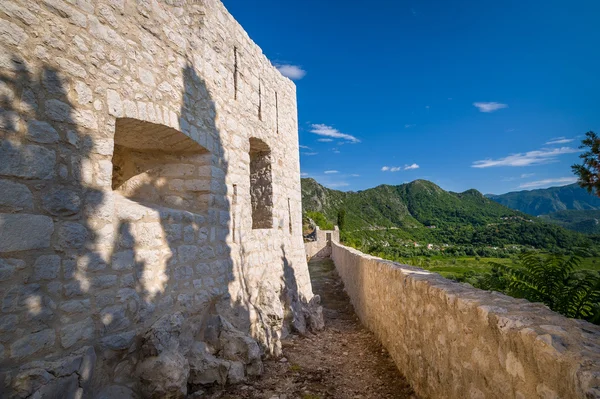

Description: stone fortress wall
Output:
[304,226,339,259]
[0,0,322,397]
[331,241,600,399]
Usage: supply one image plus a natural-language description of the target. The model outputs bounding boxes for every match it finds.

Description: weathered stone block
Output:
[45,99,72,122]
[164,223,183,241]
[43,0,88,27]
[107,89,123,117]
[84,190,114,222]
[33,254,61,280]
[0,180,34,212]
[0,2,38,26]
[174,265,193,280]
[138,351,189,398]
[75,81,93,105]
[101,304,130,332]
[178,245,199,263]
[93,274,118,290]
[12,345,96,398]
[27,120,60,144]
[11,368,54,398]
[183,225,196,243]
[0,314,18,332]
[188,341,230,386]
[139,67,155,86]
[132,222,165,248]
[227,361,245,385]
[0,259,16,281]
[112,250,134,271]
[55,221,88,251]
[0,18,28,46]
[42,186,82,216]
[0,141,56,180]
[60,317,95,348]
[63,281,85,298]
[0,214,54,253]
[101,330,136,350]
[59,299,91,314]
[10,328,56,359]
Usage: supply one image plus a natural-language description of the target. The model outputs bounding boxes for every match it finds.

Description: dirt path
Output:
[211,257,416,399]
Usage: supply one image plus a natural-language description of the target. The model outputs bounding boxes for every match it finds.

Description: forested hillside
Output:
[540,210,600,234]
[487,183,600,216]
[487,184,600,234]
[302,178,596,255]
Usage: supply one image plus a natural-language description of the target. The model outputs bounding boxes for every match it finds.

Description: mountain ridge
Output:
[301,178,591,251]
[487,183,600,216]
[486,183,600,234]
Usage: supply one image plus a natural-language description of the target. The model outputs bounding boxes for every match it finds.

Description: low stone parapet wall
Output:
[331,242,600,399]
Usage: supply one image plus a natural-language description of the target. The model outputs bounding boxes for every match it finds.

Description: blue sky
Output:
[223,0,600,194]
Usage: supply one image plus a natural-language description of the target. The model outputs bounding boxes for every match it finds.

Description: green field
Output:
[388,255,600,279]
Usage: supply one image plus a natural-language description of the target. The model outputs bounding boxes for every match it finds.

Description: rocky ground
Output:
[207,257,416,399]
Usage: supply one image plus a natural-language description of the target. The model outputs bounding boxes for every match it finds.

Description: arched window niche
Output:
[249,137,273,229]
[112,118,211,213]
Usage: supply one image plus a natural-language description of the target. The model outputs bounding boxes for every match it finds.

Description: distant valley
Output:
[487,183,600,234]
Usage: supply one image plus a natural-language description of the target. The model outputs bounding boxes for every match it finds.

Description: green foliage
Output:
[540,210,600,234]
[573,131,600,197]
[480,253,600,322]
[302,178,595,252]
[337,209,346,231]
[305,211,334,231]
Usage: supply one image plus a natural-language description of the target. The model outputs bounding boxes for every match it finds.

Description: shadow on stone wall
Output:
[0,54,319,398]
[0,55,110,397]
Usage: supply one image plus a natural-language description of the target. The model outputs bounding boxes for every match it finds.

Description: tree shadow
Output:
[0,55,113,396]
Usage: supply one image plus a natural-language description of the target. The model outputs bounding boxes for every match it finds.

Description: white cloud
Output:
[317,138,334,142]
[301,172,309,177]
[546,137,574,145]
[520,173,535,178]
[324,170,339,174]
[310,124,360,143]
[472,147,579,168]
[382,164,420,172]
[519,177,578,189]
[276,64,306,80]
[299,145,311,149]
[302,152,318,156]
[351,174,360,177]
[405,124,416,128]
[473,102,508,113]
[382,166,402,172]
